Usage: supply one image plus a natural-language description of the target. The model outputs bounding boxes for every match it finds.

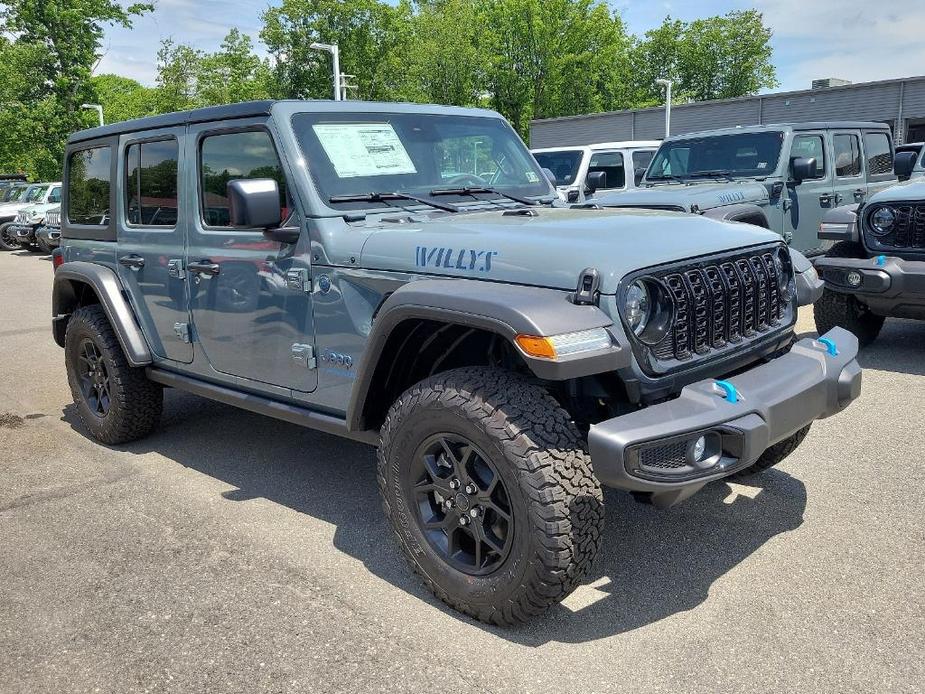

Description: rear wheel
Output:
[65,305,163,444]
[814,241,884,346]
[0,223,20,251]
[378,367,604,625]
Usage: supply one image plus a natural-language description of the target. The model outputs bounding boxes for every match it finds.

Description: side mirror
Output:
[541,167,558,186]
[228,179,282,229]
[790,157,817,185]
[586,171,606,195]
[634,167,646,186]
[894,151,917,179]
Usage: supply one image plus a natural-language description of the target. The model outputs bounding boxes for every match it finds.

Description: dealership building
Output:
[529,75,925,148]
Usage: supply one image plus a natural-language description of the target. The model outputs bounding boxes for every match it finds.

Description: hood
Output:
[0,200,31,215]
[590,180,770,212]
[19,202,58,217]
[358,207,780,294]
[867,179,925,204]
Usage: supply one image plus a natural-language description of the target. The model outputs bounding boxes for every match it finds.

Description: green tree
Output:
[90,73,159,123]
[196,29,276,105]
[0,0,151,178]
[154,38,203,112]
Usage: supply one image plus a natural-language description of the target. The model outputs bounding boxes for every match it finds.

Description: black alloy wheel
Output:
[76,338,112,417]
[408,434,513,575]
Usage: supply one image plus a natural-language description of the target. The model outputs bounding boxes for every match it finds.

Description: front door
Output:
[784,131,834,253]
[116,127,193,363]
[185,120,317,392]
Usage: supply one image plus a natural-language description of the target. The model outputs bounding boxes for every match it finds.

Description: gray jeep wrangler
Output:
[590,122,897,255]
[52,101,861,625]
[815,174,925,345]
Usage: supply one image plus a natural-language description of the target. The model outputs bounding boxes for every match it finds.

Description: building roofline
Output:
[529,74,925,127]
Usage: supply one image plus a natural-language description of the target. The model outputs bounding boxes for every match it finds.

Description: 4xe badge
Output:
[415,247,498,272]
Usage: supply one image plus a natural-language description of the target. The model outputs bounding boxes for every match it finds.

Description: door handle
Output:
[834,192,843,205]
[187,260,221,276]
[818,194,832,206]
[118,254,145,269]
[854,188,865,201]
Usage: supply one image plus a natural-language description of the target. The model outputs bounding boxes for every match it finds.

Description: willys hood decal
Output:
[359,207,780,294]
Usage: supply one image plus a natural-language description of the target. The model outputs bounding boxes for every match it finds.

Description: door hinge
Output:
[286,268,310,293]
[291,343,317,369]
[173,322,191,343]
[167,258,186,280]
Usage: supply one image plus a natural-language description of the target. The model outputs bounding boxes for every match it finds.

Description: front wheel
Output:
[0,223,20,251]
[377,367,604,625]
[729,424,811,479]
[814,289,884,347]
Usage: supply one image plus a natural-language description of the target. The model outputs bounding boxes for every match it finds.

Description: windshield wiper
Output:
[646,174,687,184]
[328,191,460,213]
[688,170,735,181]
[430,186,539,206]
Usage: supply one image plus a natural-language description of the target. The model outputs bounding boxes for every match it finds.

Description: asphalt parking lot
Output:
[1,249,923,693]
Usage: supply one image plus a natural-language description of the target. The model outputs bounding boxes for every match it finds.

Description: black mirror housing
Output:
[894,151,917,179]
[790,157,817,185]
[227,178,282,229]
[586,170,607,195]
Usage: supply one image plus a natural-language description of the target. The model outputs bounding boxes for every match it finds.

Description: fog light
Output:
[846,271,862,287]
[692,435,707,462]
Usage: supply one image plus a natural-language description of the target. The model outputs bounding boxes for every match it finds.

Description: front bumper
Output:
[36,226,60,248]
[588,327,861,507]
[8,223,36,244]
[815,255,925,319]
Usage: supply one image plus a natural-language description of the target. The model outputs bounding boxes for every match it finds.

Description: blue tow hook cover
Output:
[817,336,839,356]
[876,255,887,266]
[714,380,739,403]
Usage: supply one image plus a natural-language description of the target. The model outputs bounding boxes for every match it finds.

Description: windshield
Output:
[25,185,48,202]
[532,149,583,186]
[292,112,550,209]
[3,185,27,202]
[647,131,784,180]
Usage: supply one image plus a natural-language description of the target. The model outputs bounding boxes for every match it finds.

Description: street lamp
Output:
[655,79,672,139]
[309,42,341,101]
[81,103,104,127]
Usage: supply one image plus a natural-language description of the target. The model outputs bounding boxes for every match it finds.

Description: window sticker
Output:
[525,171,539,183]
[312,123,417,178]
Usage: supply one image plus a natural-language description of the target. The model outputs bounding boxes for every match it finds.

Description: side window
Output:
[67,146,111,225]
[790,135,825,179]
[863,132,893,177]
[126,139,179,227]
[48,186,62,204]
[588,151,625,189]
[833,134,862,177]
[632,150,654,172]
[200,130,287,227]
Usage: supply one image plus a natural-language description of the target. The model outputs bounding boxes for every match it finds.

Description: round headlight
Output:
[625,280,650,335]
[870,206,895,235]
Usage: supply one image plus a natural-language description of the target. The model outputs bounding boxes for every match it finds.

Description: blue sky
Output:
[98,0,922,96]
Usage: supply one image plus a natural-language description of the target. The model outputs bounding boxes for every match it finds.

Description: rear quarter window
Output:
[67,146,112,226]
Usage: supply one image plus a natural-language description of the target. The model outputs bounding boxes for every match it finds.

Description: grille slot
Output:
[642,247,791,364]
[639,440,689,470]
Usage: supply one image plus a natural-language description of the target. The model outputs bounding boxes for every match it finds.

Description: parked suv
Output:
[35,206,62,253]
[532,140,659,202]
[0,182,61,250]
[894,142,924,181]
[53,101,860,625]
[590,122,897,255]
[815,172,925,345]
[6,182,62,250]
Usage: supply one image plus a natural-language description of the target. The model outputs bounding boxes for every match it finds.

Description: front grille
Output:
[867,203,925,249]
[45,211,60,227]
[648,247,790,363]
[15,211,28,223]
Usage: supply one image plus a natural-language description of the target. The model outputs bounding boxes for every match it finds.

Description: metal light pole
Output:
[81,103,104,127]
[655,79,672,138]
[310,42,341,101]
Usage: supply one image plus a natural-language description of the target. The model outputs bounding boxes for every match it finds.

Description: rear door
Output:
[784,131,833,253]
[861,129,896,197]
[116,128,192,363]
[185,119,317,392]
[831,130,866,208]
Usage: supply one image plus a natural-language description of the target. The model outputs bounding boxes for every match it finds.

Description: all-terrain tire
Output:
[378,367,604,626]
[0,222,20,251]
[65,305,163,444]
[35,235,52,254]
[814,241,885,347]
[728,424,812,479]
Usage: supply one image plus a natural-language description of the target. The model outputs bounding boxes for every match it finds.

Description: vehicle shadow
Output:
[61,389,807,645]
[797,316,924,376]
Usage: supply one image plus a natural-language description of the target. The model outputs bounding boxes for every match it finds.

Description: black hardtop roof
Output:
[68,101,275,145]
[669,121,893,141]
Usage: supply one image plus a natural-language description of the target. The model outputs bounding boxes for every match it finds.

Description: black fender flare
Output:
[788,248,824,306]
[345,278,631,432]
[702,203,771,229]
[52,261,152,366]
[819,203,860,243]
